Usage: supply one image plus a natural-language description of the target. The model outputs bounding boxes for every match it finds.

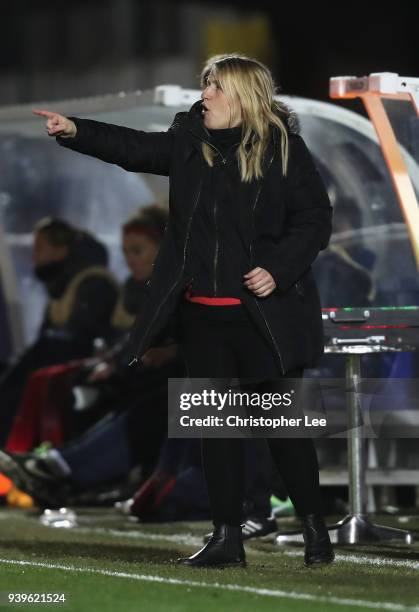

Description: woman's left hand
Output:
[243,267,277,297]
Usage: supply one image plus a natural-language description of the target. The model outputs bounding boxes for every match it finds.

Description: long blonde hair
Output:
[200,54,290,183]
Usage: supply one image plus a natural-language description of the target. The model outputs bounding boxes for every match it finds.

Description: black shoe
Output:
[177,524,246,568]
[203,515,277,543]
[300,513,335,566]
[0,450,72,507]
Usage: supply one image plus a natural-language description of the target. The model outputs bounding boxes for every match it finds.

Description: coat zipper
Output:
[204,141,227,164]
[248,149,286,375]
[128,177,204,365]
[203,140,226,296]
[204,138,243,295]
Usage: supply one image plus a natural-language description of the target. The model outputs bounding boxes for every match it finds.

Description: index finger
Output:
[32,109,57,118]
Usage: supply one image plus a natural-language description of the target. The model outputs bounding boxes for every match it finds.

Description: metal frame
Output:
[276,346,414,546]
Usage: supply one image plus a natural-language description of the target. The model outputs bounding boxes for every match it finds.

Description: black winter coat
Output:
[57,100,333,374]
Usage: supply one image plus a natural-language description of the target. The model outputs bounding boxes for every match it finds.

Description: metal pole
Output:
[346,353,366,517]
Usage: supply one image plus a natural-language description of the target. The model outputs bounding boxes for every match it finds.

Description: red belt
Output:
[184,287,241,305]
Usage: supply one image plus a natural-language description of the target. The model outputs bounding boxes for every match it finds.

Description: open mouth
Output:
[202,103,209,114]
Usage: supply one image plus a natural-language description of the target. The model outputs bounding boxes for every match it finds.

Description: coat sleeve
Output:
[55,112,185,176]
[261,133,333,293]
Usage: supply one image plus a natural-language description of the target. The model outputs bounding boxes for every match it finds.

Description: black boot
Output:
[300,513,335,566]
[177,524,246,568]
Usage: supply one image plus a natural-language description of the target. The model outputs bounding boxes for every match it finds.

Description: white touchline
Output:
[0,558,417,612]
[282,550,419,571]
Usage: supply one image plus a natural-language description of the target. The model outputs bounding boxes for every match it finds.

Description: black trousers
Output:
[178,299,323,526]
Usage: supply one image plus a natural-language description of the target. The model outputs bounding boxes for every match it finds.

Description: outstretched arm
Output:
[32,108,179,176]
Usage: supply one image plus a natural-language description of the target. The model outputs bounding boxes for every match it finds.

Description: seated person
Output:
[0,217,119,445]
[89,203,175,380]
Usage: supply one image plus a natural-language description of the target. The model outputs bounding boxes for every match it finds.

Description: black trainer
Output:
[177,524,246,568]
[300,513,335,566]
[202,515,277,543]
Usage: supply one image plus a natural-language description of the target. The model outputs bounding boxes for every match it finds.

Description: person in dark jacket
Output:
[33,53,334,568]
[34,218,118,344]
[0,218,119,445]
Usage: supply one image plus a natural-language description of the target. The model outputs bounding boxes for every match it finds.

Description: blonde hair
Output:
[200,53,290,183]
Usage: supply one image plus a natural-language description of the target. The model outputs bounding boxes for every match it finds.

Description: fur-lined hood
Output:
[275,99,301,135]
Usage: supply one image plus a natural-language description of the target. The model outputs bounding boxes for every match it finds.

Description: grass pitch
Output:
[0,508,419,611]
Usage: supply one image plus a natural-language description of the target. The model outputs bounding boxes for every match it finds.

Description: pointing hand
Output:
[32,109,77,138]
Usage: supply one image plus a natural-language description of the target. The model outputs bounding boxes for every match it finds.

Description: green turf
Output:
[0,508,419,611]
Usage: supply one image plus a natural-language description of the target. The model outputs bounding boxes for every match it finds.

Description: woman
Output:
[107,204,177,365]
[33,53,334,568]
